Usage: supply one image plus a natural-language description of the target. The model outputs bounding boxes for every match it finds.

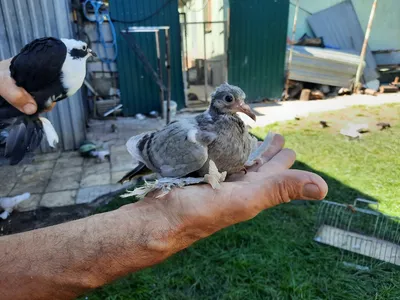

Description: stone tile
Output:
[16,194,42,212]
[34,151,61,162]
[24,160,55,173]
[59,151,81,159]
[10,170,51,195]
[52,166,83,178]
[82,161,110,177]
[113,138,128,146]
[80,172,111,188]
[46,166,82,192]
[110,145,134,172]
[76,185,114,204]
[0,166,18,197]
[111,171,128,184]
[111,144,127,154]
[15,165,27,176]
[46,175,81,192]
[40,190,77,207]
[55,156,84,169]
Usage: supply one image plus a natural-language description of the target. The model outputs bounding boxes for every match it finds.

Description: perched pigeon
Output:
[119,83,274,198]
[0,37,96,165]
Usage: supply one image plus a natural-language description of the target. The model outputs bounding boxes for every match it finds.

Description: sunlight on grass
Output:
[252,103,400,217]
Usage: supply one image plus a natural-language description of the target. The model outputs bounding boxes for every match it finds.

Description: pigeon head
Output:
[210,83,256,121]
[61,38,97,60]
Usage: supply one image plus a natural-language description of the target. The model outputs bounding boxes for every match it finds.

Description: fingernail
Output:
[302,183,321,200]
[23,103,36,115]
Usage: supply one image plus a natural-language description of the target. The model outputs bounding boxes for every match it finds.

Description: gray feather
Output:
[125,83,256,179]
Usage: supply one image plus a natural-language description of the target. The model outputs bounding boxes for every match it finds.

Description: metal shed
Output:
[228,0,290,102]
[0,0,87,152]
[110,0,185,116]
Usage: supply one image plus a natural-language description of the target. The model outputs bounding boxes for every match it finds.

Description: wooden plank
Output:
[379,85,399,93]
[300,89,311,101]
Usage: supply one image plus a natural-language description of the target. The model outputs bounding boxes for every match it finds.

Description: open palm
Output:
[135,134,328,243]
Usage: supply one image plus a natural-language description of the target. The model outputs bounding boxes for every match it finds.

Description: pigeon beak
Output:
[235,101,256,121]
[88,48,97,57]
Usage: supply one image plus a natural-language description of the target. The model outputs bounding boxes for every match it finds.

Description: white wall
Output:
[287,0,400,51]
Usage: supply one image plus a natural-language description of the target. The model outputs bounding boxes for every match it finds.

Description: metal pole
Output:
[165,28,171,125]
[203,22,208,103]
[284,0,299,101]
[223,20,228,83]
[155,30,164,119]
[354,0,378,92]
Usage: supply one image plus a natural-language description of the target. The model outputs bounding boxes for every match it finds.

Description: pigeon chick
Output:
[119,83,259,192]
[0,37,96,165]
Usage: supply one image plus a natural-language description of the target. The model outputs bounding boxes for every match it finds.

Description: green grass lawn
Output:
[84,103,400,300]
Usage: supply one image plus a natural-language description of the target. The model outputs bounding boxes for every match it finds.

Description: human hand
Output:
[127,134,328,253]
[0,58,55,115]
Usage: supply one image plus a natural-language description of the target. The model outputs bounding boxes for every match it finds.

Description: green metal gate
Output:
[110,0,184,116]
[228,0,289,102]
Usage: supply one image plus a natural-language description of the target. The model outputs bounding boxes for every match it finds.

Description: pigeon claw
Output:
[204,160,227,189]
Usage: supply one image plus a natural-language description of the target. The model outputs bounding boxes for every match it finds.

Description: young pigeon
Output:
[0,37,96,165]
[119,83,274,198]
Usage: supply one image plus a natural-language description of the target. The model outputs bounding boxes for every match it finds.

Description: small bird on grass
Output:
[119,83,274,198]
[376,122,391,131]
[0,37,96,165]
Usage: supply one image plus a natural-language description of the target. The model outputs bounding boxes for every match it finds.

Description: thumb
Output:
[252,170,328,209]
[0,66,37,115]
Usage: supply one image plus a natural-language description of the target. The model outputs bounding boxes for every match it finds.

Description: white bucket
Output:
[163,100,177,119]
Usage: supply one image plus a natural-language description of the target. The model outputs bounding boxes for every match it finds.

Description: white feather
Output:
[60,38,90,96]
[126,132,149,163]
[39,117,59,147]
[187,129,198,143]
[0,192,31,219]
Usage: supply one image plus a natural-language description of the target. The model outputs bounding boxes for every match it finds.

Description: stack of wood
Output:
[379,77,399,93]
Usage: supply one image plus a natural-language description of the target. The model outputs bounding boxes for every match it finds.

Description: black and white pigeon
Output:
[119,83,274,198]
[0,37,96,165]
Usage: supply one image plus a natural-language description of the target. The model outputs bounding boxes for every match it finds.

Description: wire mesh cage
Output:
[314,198,400,270]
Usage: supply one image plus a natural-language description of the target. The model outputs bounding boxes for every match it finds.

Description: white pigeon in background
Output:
[0,192,31,220]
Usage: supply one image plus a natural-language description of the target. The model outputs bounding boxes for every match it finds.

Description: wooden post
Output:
[354,0,378,92]
[284,0,300,100]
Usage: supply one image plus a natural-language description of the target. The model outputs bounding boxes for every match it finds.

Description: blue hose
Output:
[83,0,118,71]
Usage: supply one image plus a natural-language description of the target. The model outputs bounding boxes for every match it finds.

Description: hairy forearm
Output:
[0,201,194,300]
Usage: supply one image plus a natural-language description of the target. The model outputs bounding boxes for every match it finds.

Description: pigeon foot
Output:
[204,160,227,189]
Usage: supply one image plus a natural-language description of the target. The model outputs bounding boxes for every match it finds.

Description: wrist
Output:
[122,198,211,256]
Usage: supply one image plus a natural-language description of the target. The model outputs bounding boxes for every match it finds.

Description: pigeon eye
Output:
[224,95,233,103]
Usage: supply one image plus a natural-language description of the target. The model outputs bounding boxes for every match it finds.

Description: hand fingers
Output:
[260,133,285,162]
[258,148,296,174]
[0,71,37,115]
[230,170,328,220]
[246,134,285,172]
[262,170,328,205]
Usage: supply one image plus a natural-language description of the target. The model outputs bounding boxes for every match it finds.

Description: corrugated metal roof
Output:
[228,0,289,102]
[287,45,365,87]
[0,0,87,152]
[307,0,379,83]
[110,0,185,116]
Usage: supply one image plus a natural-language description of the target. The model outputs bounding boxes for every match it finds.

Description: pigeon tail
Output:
[118,162,153,184]
[3,115,45,165]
